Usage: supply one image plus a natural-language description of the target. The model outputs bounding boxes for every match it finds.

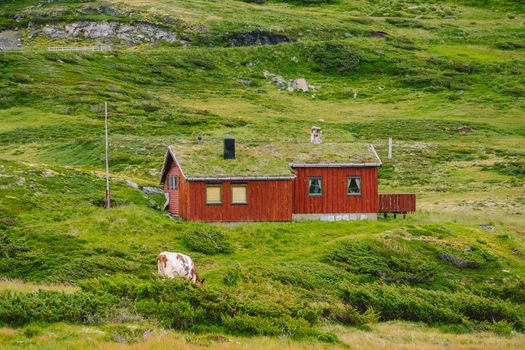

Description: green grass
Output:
[0,0,524,348]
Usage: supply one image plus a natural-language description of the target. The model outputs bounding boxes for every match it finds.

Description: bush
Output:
[0,290,117,327]
[309,43,363,73]
[340,283,525,331]
[221,314,312,337]
[183,225,234,255]
[325,239,437,284]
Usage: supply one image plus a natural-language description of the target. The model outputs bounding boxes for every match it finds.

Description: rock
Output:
[438,252,480,268]
[502,269,510,273]
[288,78,309,92]
[0,30,22,50]
[457,126,472,133]
[271,75,287,87]
[228,30,291,47]
[263,70,274,77]
[244,61,255,67]
[39,21,178,45]
[371,31,388,38]
[512,248,522,256]
[142,186,164,195]
[479,224,496,231]
[42,25,65,38]
[237,79,252,85]
[99,6,120,16]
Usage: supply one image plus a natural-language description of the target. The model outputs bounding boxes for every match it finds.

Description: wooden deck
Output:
[378,194,416,213]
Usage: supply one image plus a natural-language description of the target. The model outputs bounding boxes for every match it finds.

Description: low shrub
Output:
[182,225,234,255]
[221,314,312,337]
[325,239,437,284]
[0,290,117,327]
[340,283,525,331]
[309,43,363,73]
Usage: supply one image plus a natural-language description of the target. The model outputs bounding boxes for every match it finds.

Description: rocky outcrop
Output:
[38,21,179,45]
[0,30,22,50]
[228,30,291,47]
[263,71,314,92]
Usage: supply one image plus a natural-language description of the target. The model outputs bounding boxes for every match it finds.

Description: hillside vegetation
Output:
[0,0,524,348]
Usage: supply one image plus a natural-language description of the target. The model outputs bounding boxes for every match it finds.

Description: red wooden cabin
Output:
[160,134,415,222]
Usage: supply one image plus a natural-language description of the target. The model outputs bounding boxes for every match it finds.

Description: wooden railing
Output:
[379,194,416,213]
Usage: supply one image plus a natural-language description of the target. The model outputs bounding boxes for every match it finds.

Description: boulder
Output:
[272,75,287,87]
[288,78,309,92]
[0,30,22,50]
[142,186,164,195]
[229,30,291,47]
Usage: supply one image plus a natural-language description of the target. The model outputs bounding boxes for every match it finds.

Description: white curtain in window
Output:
[348,177,361,194]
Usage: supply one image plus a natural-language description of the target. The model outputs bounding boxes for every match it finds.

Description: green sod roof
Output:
[165,141,381,179]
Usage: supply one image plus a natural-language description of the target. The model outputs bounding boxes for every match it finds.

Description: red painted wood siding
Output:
[164,162,184,215]
[378,194,416,213]
[186,180,294,222]
[293,167,378,214]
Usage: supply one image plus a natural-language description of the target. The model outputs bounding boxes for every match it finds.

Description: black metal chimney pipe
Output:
[224,136,235,160]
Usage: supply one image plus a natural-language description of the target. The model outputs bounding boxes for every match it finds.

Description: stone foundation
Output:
[292,213,377,221]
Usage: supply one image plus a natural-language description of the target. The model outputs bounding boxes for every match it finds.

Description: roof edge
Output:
[187,176,296,182]
[159,146,187,184]
[291,162,382,168]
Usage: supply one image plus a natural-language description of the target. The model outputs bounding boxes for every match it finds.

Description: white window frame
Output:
[347,176,362,196]
[308,177,323,196]
[168,175,178,190]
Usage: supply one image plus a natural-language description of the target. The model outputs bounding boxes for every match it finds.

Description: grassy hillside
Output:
[0,0,524,348]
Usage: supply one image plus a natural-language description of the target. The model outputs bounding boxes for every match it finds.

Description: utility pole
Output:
[388,137,393,161]
[104,102,110,209]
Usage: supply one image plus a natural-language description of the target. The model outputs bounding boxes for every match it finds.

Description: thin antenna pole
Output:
[105,102,110,209]
[388,137,393,161]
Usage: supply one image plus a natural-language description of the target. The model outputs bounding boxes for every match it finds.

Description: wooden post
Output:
[388,137,392,160]
[104,102,110,209]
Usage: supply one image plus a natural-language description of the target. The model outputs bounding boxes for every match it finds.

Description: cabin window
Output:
[168,175,178,190]
[232,184,248,204]
[206,185,222,205]
[308,177,322,196]
[347,176,361,195]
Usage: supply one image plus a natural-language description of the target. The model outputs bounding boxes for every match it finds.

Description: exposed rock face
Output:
[142,186,164,195]
[229,30,291,47]
[40,21,179,44]
[0,30,22,50]
[438,252,480,268]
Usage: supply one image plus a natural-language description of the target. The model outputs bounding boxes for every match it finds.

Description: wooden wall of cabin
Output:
[186,179,294,222]
[164,161,185,216]
[293,167,379,214]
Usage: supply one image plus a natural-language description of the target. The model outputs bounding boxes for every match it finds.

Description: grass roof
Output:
[170,141,381,178]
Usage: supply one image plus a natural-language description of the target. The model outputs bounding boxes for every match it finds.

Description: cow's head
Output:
[196,275,205,285]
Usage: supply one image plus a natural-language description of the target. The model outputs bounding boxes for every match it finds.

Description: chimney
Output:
[224,136,235,160]
[310,126,322,144]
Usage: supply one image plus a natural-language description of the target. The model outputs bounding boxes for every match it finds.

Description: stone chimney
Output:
[310,126,322,144]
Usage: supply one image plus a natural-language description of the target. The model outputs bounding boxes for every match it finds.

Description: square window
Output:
[232,184,248,204]
[206,185,222,204]
[308,177,322,196]
[347,177,361,195]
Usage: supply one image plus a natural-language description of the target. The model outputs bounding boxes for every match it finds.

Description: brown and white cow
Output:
[157,252,204,284]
